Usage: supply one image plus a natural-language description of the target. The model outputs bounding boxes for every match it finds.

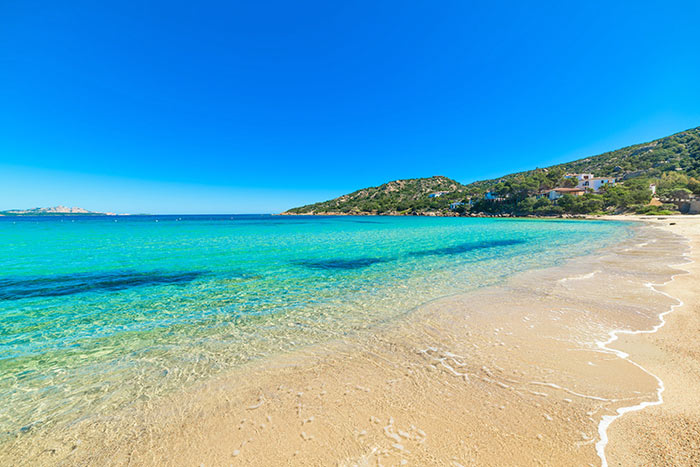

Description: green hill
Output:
[464,126,700,194]
[284,126,700,216]
[285,175,466,215]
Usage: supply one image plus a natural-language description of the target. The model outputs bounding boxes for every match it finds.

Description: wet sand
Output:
[2,217,699,466]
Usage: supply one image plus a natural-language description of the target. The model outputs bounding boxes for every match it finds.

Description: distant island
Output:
[0,206,117,216]
[284,126,700,217]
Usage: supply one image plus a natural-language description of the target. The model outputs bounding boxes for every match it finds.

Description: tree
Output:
[557,194,578,212]
[516,197,536,214]
[686,178,700,195]
[534,196,551,208]
[562,177,578,188]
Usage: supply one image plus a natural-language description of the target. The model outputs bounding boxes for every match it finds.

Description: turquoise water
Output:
[0,215,630,437]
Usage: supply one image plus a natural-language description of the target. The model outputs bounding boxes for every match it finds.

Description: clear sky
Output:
[2,1,699,214]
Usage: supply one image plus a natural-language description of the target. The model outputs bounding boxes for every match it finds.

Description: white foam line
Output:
[623,241,650,252]
[530,381,612,402]
[557,270,601,284]
[594,250,693,467]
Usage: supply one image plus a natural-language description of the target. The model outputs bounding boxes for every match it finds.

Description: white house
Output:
[565,173,615,192]
[578,177,615,192]
[565,173,594,182]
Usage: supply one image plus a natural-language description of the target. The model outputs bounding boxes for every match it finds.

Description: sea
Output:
[0,214,632,439]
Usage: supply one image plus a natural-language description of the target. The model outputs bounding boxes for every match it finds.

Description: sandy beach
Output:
[3,216,699,466]
[6,0,699,464]
[599,216,700,466]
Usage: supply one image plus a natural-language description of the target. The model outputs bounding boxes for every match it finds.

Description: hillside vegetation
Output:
[285,176,466,215]
[285,126,700,216]
[464,126,700,193]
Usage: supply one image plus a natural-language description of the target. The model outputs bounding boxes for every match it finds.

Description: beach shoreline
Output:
[595,216,700,466]
[2,217,699,466]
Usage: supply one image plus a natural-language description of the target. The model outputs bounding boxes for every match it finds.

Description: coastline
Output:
[279,211,588,218]
[2,217,699,465]
[594,216,700,465]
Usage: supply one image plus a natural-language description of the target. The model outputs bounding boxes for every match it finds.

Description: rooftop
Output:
[552,187,586,192]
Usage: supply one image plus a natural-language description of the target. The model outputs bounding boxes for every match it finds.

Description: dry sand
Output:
[3,216,699,466]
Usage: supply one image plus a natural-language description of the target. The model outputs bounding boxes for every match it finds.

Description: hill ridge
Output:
[285,175,466,215]
[0,206,115,216]
[284,126,700,216]
[465,126,700,191]
[282,127,700,215]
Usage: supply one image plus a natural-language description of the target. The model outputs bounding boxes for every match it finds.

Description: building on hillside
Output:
[565,173,594,182]
[428,191,450,198]
[578,177,615,192]
[548,187,586,201]
[450,201,466,210]
[534,190,549,200]
[484,191,506,201]
[565,173,615,192]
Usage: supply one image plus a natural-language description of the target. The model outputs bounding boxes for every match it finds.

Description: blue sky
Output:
[2,0,699,214]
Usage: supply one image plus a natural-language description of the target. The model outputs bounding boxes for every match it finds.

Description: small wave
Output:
[529,381,612,402]
[622,239,657,251]
[556,270,600,284]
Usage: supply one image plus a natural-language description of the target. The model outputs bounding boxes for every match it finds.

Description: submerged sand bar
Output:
[3,217,699,466]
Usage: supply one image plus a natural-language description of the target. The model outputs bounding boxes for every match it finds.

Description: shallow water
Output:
[0,215,630,439]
